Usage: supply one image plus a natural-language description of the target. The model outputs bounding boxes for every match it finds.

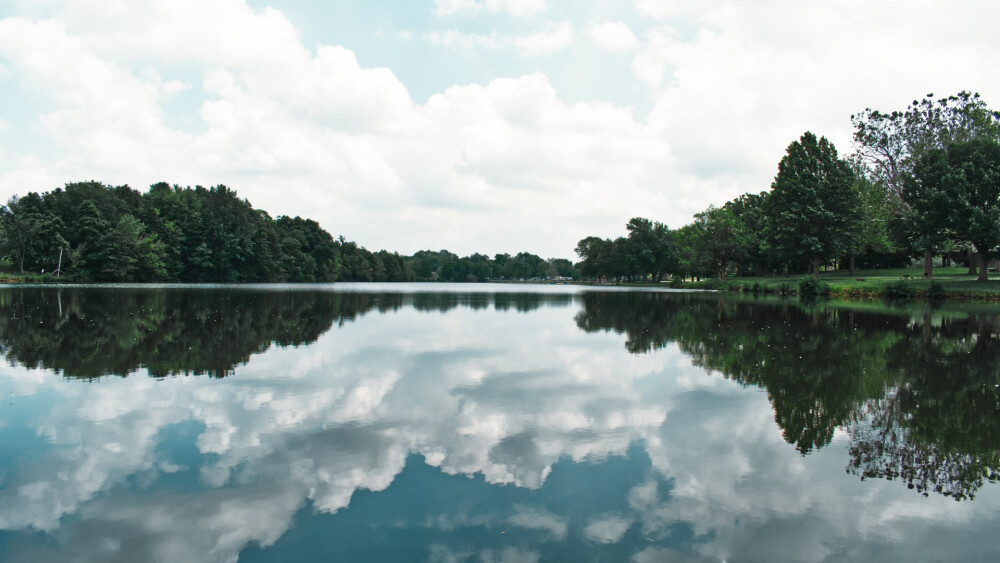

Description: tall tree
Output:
[852,92,1000,196]
[765,132,860,278]
[852,92,1000,276]
[906,139,1000,281]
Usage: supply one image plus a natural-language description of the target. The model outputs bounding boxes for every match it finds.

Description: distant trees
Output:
[0,181,416,283]
[574,218,674,282]
[406,249,569,282]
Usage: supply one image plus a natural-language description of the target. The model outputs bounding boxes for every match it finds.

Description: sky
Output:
[1,0,999,259]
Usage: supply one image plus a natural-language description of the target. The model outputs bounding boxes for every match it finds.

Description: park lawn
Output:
[709,266,1000,300]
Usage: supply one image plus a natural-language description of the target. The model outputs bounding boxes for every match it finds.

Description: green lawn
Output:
[690,267,1000,300]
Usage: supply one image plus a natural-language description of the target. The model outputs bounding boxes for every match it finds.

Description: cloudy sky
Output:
[1,0,998,258]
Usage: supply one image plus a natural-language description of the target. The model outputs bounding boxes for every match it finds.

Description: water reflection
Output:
[575,292,1000,498]
[0,287,573,378]
[1,287,999,562]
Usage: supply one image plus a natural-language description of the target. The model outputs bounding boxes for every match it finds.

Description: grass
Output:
[0,259,71,283]
[688,266,1000,301]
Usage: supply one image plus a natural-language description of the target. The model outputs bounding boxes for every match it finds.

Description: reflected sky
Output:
[0,285,999,562]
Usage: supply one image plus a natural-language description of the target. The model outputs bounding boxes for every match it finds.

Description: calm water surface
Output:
[0,283,999,562]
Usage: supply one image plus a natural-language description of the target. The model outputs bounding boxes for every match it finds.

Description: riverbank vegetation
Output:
[0,181,573,283]
[0,181,414,283]
[4,91,1000,297]
[576,92,1000,292]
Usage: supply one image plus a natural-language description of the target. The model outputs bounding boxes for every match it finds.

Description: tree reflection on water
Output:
[1,286,998,500]
[0,287,571,379]
[574,291,1000,500]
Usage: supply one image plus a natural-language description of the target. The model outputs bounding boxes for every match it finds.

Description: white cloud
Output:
[434,0,481,16]
[160,79,189,96]
[588,21,639,53]
[2,0,1000,257]
[623,0,1000,208]
[427,29,503,51]
[583,513,632,544]
[434,0,548,18]
[507,505,568,540]
[427,22,573,58]
[511,21,573,57]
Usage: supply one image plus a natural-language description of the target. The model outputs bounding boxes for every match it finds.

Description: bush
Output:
[882,280,915,301]
[700,278,723,290]
[777,281,794,295]
[797,275,830,299]
[669,274,683,288]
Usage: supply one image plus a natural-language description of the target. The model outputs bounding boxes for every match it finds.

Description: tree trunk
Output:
[968,250,978,275]
[849,254,856,275]
[923,251,933,279]
[812,256,820,279]
[978,251,989,282]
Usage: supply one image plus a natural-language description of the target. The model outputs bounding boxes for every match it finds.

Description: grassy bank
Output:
[0,266,53,283]
[684,267,1000,301]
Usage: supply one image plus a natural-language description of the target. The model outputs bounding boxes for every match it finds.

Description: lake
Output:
[0,283,998,562]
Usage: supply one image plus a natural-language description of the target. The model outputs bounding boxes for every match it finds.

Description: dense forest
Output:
[0,181,411,282]
[576,91,1000,282]
[0,181,573,283]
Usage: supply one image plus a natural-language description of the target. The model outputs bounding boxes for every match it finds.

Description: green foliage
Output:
[797,275,830,299]
[405,249,568,282]
[576,217,675,282]
[765,132,861,277]
[852,91,1000,197]
[906,139,1000,280]
[846,157,895,259]
[691,205,746,281]
[724,192,770,276]
[0,181,415,283]
[882,280,915,301]
[852,92,1000,272]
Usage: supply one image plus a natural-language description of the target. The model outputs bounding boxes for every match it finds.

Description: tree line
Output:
[0,181,576,283]
[407,249,575,282]
[576,91,1000,282]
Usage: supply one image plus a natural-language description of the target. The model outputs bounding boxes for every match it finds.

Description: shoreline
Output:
[4,272,1000,303]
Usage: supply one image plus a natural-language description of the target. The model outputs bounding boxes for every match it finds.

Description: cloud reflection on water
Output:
[0,287,998,562]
